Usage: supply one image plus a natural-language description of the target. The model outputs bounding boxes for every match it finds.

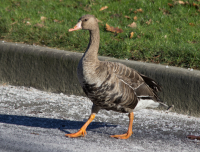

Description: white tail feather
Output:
[134,99,159,111]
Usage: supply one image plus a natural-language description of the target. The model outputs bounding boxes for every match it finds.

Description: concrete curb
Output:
[0,41,200,117]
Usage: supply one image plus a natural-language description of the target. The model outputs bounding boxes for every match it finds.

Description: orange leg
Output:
[110,112,134,139]
[65,113,96,138]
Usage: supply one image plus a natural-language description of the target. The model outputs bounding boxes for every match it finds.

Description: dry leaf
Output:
[176,28,181,32]
[41,16,47,22]
[99,6,108,11]
[84,6,91,12]
[168,3,174,7]
[134,8,143,14]
[26,21,31,25]
[193,3,199,9]
[193,3,198,6]
[177,1,185,5]
[11,21,17,25]
[105,23,123,33]
[125,15,130,19]
[159,8,170,15]
[133,16,137,21]
[130,32,134,38]
[146,19,152,25]
[128,22,137,28]
[54,19,63,23]
[137,8,143,13]
[187,135,200,140]
[34,23,44,28]
[189,23,195,26]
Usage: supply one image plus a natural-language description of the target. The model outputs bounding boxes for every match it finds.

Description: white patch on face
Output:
[134,99,159,111]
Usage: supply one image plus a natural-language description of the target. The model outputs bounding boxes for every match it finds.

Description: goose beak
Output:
[69,21,82,32]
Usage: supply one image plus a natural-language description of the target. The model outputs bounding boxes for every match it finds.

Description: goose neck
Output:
[83,29,100,63]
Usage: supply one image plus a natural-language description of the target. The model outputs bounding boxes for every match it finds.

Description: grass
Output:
[0,0,200,69]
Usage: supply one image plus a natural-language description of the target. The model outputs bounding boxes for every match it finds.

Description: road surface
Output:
[0,84,200,152]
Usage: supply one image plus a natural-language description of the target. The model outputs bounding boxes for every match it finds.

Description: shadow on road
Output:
[0,114,116,134]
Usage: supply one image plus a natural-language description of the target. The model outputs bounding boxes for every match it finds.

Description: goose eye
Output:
[84,19,88,21]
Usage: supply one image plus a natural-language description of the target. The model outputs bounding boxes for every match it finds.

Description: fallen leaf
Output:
[11,21,17,25]
[99,6,108,11]
[168,3,174,7]
[176,28,181,32]
[134,8,143,14]
[187,135,200,140]
[130,32,134,38]
[34,23,44,28]
[128,22,137,28]
[193,3,198,6]
[124,15,130,19]
[54,19,63,23]
[26,21,31,25]
[137,8,143,13]
[159,8,170,15]
[146,19,152,25]
[84,6,91,12]
[41,16,47,22]
[105,23,123,33]
[31,132,39,135]
[193,3,199,9]
[177,1,185,5]
[133,16,137,21]
[189,23,195,26]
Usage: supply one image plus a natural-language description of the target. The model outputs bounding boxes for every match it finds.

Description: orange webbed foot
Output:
[65,113,96,138]
[110,112,134,139]
[65,128,87,138]
[110,131,133,139]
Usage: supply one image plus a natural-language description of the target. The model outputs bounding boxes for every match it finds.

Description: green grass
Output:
[0,0,200,69]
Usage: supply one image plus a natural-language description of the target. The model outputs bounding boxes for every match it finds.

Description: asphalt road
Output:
[0,84,200,152]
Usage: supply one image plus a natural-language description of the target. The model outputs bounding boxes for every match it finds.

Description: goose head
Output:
[69,14,98,32]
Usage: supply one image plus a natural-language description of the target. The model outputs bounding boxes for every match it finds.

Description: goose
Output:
[66,14,162,139]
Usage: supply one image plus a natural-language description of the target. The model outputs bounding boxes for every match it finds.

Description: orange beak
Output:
[69,21,82,32]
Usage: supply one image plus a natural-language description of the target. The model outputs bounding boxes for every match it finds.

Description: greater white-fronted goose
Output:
[66,14,162,139]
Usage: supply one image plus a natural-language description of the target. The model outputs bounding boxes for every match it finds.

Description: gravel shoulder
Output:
[0,84,200,152]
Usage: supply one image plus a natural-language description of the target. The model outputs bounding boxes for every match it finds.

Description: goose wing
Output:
[107,62,161,102]
[85,61,161,113]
